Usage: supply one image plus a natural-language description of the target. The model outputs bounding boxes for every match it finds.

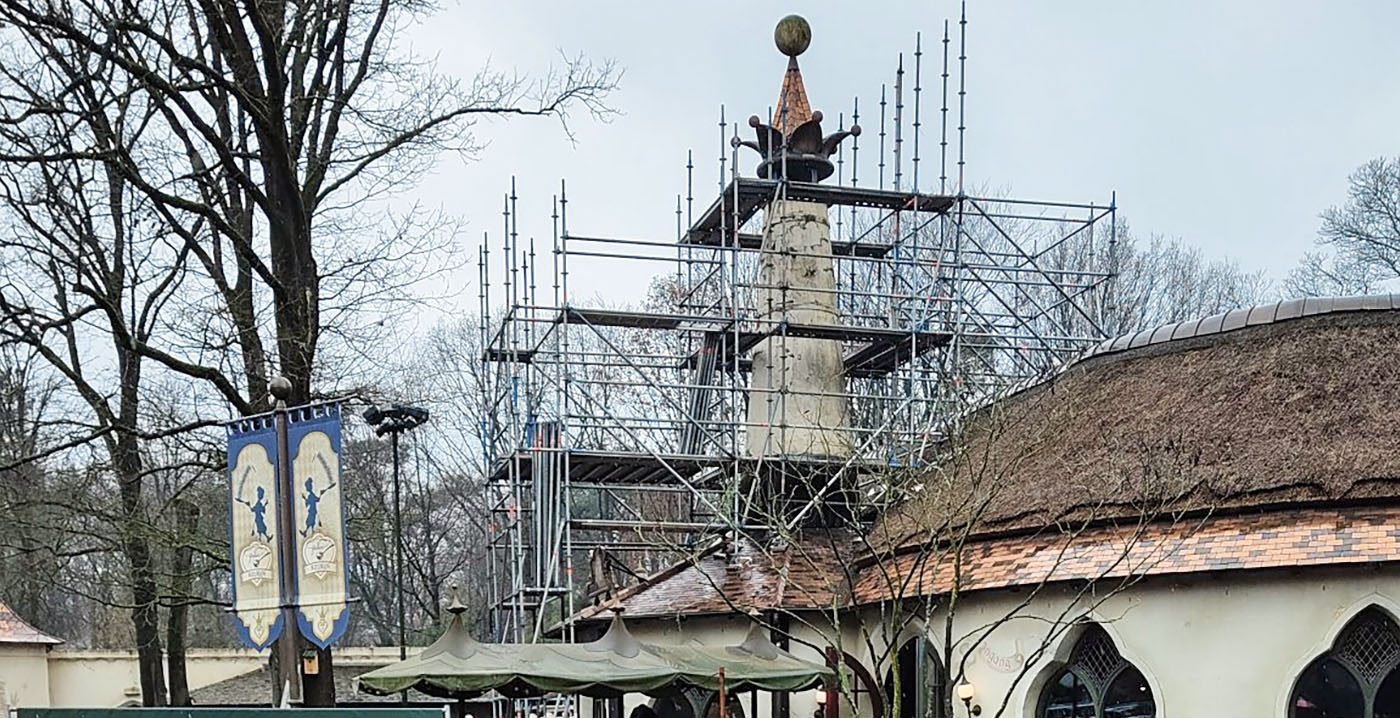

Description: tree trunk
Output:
[166,499,200,706]
[270,259,335,705]
[114,328,167,706]
[304,642,337,706]
[268,213,319,403]
[118,457,167,706]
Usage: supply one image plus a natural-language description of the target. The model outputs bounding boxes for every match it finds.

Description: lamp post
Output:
[269,377,302,706]
[363,404,430,693]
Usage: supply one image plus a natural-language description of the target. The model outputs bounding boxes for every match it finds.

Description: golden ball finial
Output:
[774,15,811,57]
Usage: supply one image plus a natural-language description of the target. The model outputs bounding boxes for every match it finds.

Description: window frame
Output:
[1288,607,1400,718]
[1034,625,1155,718]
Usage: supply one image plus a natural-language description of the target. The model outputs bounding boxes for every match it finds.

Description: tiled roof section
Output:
[0,600,62,645]
[772,57,813,133]
[569,532,855,624]
[854,505,1400,604]
[1079,293,1400,364]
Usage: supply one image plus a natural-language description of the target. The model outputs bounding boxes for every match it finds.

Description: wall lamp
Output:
[956,681,980,716]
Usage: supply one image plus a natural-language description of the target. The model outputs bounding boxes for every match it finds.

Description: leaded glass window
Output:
[1291,607,1400,718]
[1036,625,1155,718]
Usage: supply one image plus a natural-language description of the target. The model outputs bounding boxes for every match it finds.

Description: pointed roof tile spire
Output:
[771,15,814,135]
[773,57,813,134]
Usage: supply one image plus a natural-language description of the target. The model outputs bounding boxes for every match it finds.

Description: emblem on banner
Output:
[239,541,275,586]
[301,530,338,580]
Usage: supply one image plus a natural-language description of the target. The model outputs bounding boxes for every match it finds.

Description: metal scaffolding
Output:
[477,12,1118,647]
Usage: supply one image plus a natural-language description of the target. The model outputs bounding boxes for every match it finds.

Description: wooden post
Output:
[718,667,727,718]
[823,647,839,718]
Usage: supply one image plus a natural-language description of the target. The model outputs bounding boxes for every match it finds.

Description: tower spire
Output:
[736,15,860,183]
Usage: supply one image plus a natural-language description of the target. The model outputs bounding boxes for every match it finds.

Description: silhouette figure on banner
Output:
[302,476,337,537]
[234,481,272,542]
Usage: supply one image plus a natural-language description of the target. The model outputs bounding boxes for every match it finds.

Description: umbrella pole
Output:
[718,667,727,718]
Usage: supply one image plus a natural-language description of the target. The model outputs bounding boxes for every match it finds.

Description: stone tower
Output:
[739,16,860,460]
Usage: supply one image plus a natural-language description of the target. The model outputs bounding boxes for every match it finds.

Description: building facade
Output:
[571,300,1400,718]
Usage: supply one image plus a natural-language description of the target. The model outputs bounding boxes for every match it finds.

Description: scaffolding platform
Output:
[679,231,896,258]
[486,307,953,379]
[685,177,956,246]
[487,449,717,486]
[843,330,951,378]
[486,449,899,487]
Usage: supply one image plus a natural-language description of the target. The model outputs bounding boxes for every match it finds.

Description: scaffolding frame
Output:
[477,12,1119,648]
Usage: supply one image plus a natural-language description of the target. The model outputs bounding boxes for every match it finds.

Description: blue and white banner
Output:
[227,416,283,651]
[288,403,351,649]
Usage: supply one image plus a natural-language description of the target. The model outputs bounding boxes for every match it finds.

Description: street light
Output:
[363,403,430,695]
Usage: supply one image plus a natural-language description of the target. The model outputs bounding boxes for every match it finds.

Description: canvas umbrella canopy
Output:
[358,598,833,699]
[358,601,684,698]
[649,624,833,694]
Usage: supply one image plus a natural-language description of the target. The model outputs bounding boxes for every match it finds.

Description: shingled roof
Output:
[569,531,857,625]
[855,504,1400,604]
[0,600,61,645]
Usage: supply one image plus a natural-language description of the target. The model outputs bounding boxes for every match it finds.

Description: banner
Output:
[289,403,351,648]
[227,416,283,650]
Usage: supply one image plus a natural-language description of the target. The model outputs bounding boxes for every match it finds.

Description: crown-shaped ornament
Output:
[735,16,860,183]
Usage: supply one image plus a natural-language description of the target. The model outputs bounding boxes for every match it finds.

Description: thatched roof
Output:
[878,296,1400,546]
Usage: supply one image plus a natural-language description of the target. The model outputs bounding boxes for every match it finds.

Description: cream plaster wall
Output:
[607,565,1400,718]
[0,645,52,711]
[32,646,405,707]
[871,564,1400,717]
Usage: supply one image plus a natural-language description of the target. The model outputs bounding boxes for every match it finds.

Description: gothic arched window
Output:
[1036,624,1155,718]
[883,638,945,718]
[1291,607,1400,718]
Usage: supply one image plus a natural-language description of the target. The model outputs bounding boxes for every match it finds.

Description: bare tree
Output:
[0,65,220,699]
[0,348,81,636]
[1101,228,1270,335]
[340,431,481,646]
[0,0,617,704]
[1287,156,1400,296]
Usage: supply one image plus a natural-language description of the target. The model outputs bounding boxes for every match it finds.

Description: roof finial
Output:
[445,584,468,616]
[772,16,814,133]
[735,15,860,183]
[774,15,811,57]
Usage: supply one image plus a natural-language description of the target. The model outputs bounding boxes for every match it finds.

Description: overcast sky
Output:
[402,1,1400,310]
